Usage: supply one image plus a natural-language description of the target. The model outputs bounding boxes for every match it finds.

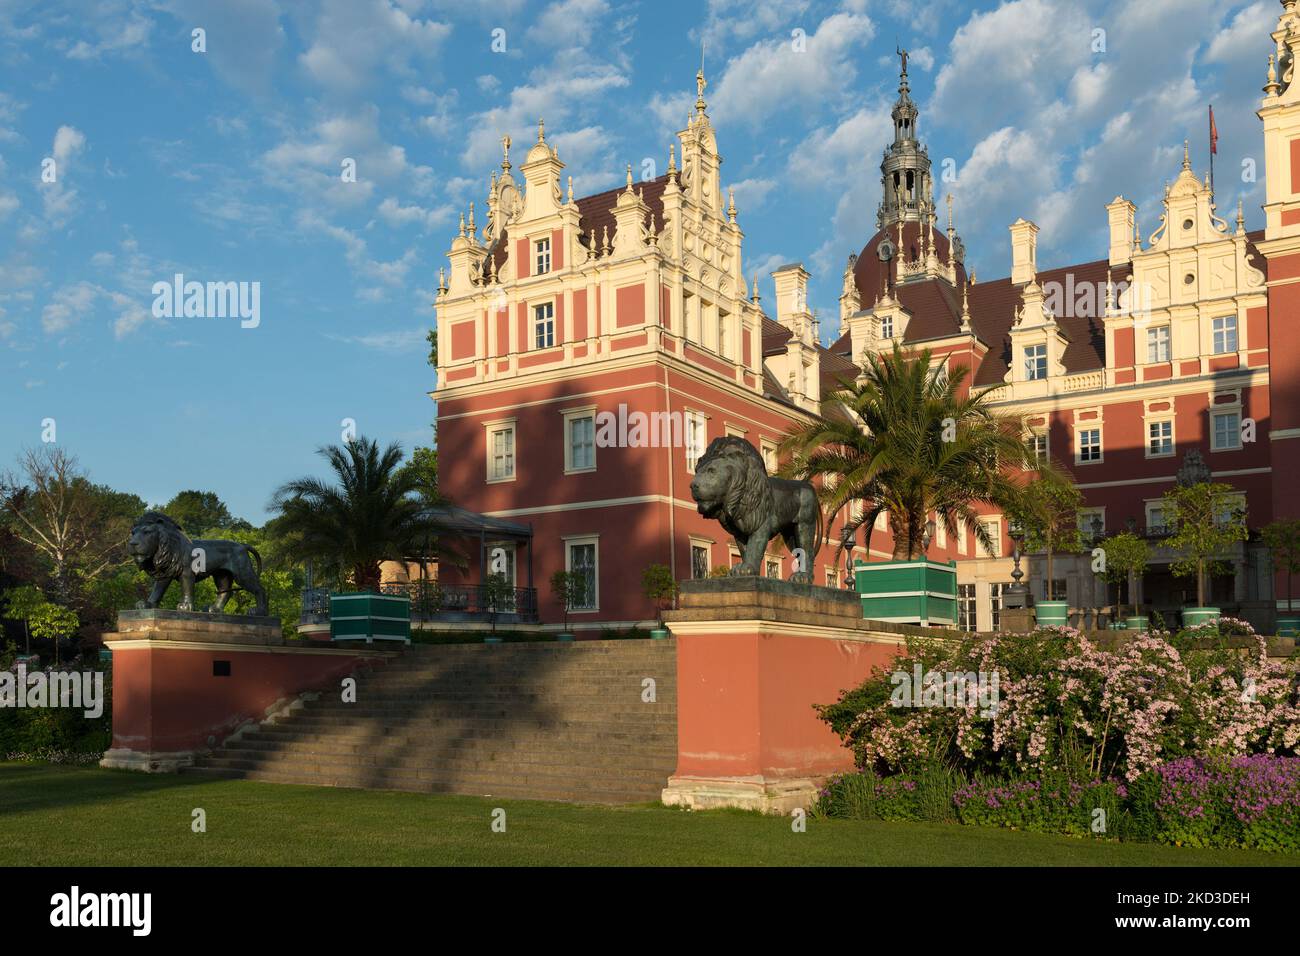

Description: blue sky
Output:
[0,0,1275,523]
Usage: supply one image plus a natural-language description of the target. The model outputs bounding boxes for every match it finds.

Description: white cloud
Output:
[376,196,455,231]
[41,125,86,225]
[708,12,876,129]
[729,177,776,211]
[528,0,612,48]
[40,282,98,334]
[461,65,631,171]
[66,11,153,60]
[295,0,451,93]
[1205,1,1270,64]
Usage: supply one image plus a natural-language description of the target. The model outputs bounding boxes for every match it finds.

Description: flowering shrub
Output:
[1144,756,1300,852]
[952,774,1127,838]
[817,756,1300,853]
[816,622,1300,783]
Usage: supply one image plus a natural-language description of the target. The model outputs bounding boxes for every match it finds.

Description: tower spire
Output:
[695,42,708,115]
[877,46,931,230]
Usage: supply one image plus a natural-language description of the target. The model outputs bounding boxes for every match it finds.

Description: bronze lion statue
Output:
[689,436,821,583]
[127,511,268,615]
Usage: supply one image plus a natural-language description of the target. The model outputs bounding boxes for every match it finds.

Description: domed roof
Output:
[851,221,966,303]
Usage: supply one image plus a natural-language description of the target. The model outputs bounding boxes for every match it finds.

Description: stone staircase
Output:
[185,639,678,804]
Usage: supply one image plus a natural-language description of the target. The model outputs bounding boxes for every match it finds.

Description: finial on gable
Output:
[501,134,512,173]
[537,117,545,143]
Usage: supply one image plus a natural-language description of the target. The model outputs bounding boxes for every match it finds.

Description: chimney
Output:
[1009,218,1038,285]
[1106,197,1136,266]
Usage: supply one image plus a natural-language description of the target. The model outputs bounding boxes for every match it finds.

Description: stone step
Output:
[191,756,669,790]
[203,750,674,779]
[244,728,676,749]
[194,640,679,803]
[182,765,661,804]
[229,736,678,761]
[297,697,676,712]
[222,738,676,759]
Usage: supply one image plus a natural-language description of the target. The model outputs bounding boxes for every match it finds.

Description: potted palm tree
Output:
[641,564,677,639]
[271,437,458,643]
[779,343,1029,626]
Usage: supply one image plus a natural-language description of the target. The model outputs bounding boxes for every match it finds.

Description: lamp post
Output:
[1006,518,1028,609]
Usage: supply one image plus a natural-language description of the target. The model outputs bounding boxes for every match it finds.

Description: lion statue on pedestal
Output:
[688,436,822,583]
[127,511,268,616]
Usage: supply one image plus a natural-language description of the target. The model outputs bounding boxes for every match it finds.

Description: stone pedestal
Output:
[660,577,951,814]
[999,607,1035,634]
[101,609,395,772]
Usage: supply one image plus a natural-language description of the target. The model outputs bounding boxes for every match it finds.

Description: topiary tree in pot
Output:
[549,569,584,641]
[1161,481,1247,620]
[1098,531,1150,625]
[641,564,678,639]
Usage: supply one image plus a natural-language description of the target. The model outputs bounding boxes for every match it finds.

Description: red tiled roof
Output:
[575,175,669,252]
[852,221,968,305]
[761,315,791,355]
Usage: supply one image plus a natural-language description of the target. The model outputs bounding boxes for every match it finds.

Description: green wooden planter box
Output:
[650,628,670,640]
[854,559,957,627]
[1035,600,1069,627]
[1276,615,1300,638]
[1125,615,1149,631]
[330,592,411,644]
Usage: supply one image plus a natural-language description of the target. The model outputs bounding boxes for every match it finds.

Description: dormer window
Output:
[535,237,551,275]
[880,314,893,339]
[1024,344,1047,380]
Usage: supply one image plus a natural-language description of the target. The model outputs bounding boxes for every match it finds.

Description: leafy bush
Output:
[816,622,1300,784]
[0,645,112,760]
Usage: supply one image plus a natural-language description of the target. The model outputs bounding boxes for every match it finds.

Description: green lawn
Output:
[1,764,1293,866]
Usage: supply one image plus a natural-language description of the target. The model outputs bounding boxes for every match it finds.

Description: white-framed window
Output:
[958,583,977,631]
[1077,427,1102,463]
[1145,501,1168,536]
[564,411,596,473]
[535,237,551,275]
[1078,507,1106,539]
[485,420,516,482]
[717,311,729,358]
[689,539,711,580]
[685,412,707,472]
[1026,431,1048,468]
[880,314,893,339]
[1212,315,1238,354]
[990,582,1007,631]
[533,302,555,349]
[957,521,968,555]
[1147,326,1170,363]
[980,517,1002,558]
[1214,492,1246,527]
[1024,344,1047,380]
[1211,409,1241,451]
[564,536,599,611]
[935,519,947,548]
[765,556,781,579]
[826,568,840,589]
[761,439,778,474]
[1147,420,1173,458]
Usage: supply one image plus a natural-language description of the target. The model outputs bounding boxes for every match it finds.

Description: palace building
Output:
[431,4,1300,634]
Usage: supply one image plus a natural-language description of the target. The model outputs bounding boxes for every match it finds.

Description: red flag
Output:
[1209,104,1218,155]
